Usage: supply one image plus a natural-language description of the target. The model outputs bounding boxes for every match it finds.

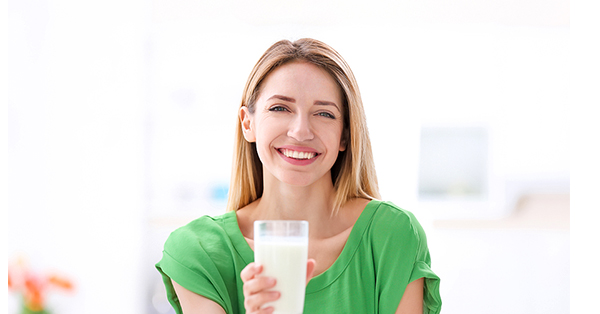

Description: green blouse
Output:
[156,200,442,313]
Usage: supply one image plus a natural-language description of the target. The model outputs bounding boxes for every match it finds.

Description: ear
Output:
[339,129,348,152]
[239,106,256,143]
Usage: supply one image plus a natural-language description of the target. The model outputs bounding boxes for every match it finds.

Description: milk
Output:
[254,237,308,314]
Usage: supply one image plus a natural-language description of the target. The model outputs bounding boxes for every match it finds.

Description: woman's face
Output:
[240,61,346,187]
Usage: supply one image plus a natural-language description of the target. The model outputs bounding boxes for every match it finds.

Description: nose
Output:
[287,114,314,142]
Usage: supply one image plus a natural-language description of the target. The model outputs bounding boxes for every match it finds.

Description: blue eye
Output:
[318,112,336,119]
[269,106,288,112]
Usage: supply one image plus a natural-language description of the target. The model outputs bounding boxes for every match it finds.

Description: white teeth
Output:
[281,149,316,160]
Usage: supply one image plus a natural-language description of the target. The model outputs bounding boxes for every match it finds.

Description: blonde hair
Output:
[226,38,380,213]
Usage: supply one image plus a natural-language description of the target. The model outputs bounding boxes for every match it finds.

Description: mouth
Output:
[277,148,319,160]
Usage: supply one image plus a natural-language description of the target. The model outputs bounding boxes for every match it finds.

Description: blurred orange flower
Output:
[8,256,75,314]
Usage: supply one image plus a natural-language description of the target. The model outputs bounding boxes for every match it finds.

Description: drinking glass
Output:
[254,220,309,314]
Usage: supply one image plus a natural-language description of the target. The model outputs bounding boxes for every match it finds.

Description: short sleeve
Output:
[408,215,442,314]
[155,217,235,314]
[371,202,442,314]
[410,261,442,314]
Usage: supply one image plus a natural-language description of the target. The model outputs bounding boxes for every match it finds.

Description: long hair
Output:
[226,38,380,213]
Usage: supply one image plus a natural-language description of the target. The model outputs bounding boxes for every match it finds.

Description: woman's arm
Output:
[171,280,226,314]
[395,278,424,314]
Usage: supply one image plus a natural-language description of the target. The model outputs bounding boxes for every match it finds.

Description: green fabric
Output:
[156,200,442,314]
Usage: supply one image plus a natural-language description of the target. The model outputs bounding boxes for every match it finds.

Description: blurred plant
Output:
[8,256,74,314]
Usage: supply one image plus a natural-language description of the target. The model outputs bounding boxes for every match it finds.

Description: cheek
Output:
[253,122,281,157]
[325,129,345,153]
[256,117,288,139]
[332,124,345,144]
[254,129,272,154]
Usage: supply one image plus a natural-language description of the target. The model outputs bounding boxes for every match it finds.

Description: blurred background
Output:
[8,0,571,313]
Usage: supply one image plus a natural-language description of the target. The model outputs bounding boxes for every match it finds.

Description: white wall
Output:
[8,1,148,313]
[8,1,570,314]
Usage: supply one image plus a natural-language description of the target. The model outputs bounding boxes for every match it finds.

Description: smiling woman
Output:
[230,39,377,215]
[240,60,347,188]
[155,38,442,314]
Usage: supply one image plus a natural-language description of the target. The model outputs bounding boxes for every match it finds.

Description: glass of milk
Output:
[254,220,309,314]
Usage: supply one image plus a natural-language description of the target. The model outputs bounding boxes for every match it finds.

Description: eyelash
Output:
[268,106,336,119]
[269,106,289,112]
[317,112,336,119]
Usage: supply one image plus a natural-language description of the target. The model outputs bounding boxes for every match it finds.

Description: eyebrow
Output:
[267,94,340,112]
[315,100,340,112]
[268,95,296,103]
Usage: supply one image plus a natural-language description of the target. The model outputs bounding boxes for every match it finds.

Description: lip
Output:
[276,145,320,166]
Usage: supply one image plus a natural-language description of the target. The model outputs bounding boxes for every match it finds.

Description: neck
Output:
[253,172,338,238]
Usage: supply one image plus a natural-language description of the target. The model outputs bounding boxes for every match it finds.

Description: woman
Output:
[156,38,441,314]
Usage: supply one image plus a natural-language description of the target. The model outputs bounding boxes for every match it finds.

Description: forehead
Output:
[259,61,342,103]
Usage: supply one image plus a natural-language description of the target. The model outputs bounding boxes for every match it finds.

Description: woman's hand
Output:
[241,263,279,314]
[240,260,316,314]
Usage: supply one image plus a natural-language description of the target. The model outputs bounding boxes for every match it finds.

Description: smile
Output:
[278,148,318,160]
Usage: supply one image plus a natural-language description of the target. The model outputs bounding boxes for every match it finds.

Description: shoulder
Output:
[163,212,234,257]
[366,200,428,250]
[166,214,229,242]
[369,200,422,230]
[158,213,239,313]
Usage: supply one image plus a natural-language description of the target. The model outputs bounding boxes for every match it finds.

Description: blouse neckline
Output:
[222,199,380,293]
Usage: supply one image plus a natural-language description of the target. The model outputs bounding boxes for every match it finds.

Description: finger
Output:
[241,263,262,283]
[306,258,316,284]
[247,306,275,314]
[250,306,275,314]
[243,275,277,296]
[244,290,280,313]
